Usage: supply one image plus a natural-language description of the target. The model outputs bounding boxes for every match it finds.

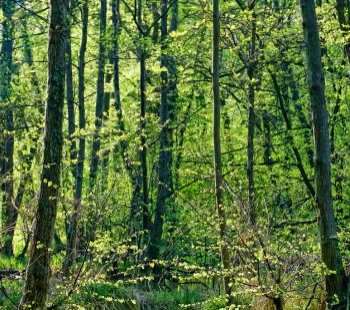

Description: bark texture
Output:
[0,0,15,257]
[212,0,233,304]
[63,0,89,272]
[89,0,107,186]
[247,11,256,225]
[20,0,66,307]
[300,0,348,305]
[147,0,173,265]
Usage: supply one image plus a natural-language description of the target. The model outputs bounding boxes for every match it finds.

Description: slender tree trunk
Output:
[100,56,113,191]
[86,0,107,245]
[300,0,348,305]
[262,111,271,165]
[89,0,107,188]
[63,0,88,273]
[136,0,161,239]
[66,0,77,179]
[247,12,256,226]
[1,0,15,257]
[212,0,233,304]
[147,0,173,268]
[165,0,179,243]
[112,1,148,249]
[336,0,350,64]
[139,34,151,238]
[151,3,160,43]
[63,0,77,271]
[20,0,66,307]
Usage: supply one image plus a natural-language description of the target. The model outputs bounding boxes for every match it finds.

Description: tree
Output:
[0,0,15,257]
[87,0,107,243]
[300,0,348,305]
[212,0,233,304]
[147,0,173,269]
[63,0,89,273]
[20,0,67,307]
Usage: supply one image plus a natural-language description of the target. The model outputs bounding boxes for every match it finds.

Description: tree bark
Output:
[63,0,76,272]
[247,11,256,226]
[300,0,348,305]
[89,0,107,188]
[20,0,66,307]
[0,0,15,257]
[212,0,233,305]
[63,0,88,273]
[85,0,107,245]
[66,0,77,179]
[147,0,173,267]
[335,0,350,64]
[139,16,151,239]
[111,0,143,241]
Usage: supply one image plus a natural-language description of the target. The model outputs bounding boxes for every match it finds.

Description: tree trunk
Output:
[20,0,66,307]
[247,12,256,226]
[86,0,107,245]
[147,0,173,268]
[100,56,113,192]
[335,0,350,64]
[63,0,76,272]
[212,0,233,305]
[89,0,107,188]
[111,0,143,243]
[66,0,77,179]
[0,0,15,257]
[300,0,348,305]
[63,0,88,273]
[139,37,150,239]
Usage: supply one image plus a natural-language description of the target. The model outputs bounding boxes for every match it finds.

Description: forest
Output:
[1,0,350,309]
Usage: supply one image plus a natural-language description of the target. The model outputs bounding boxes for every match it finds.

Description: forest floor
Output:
[0,256,323,309]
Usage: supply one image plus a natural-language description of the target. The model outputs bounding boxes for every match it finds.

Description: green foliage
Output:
[0,280,23,308]
[0,256,25,271]
[1,0,350,308]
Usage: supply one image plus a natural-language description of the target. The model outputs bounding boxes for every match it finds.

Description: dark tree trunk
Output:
[100,56,113,191]
[273,296,284,310]
[66,0,77,179]
[139,39,150,237]
[336,0,350,64]
[63,0,77,273]
[85,0,107,245]
[111,1,147,248]
[212,0,233,305]
[147,0,173,266]
[262,111,271,165]
[20,0,66,307]
[63,0,88,273]
[0,0,15,257]
[151,3,160,43]
[300,0,348,305]
[247,12,256,226]
[89,0,107,188]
